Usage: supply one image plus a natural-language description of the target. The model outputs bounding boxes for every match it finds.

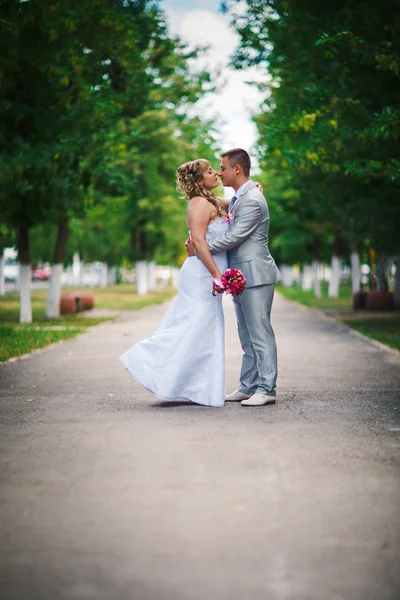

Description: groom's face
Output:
[217,156,237,188]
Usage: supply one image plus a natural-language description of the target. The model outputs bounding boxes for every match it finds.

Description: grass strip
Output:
[276,281,353,311]
[341,317,400,352]
[277,283,400,351]
[0,326,83,362]
[0,284,176,322]
[0,284,177,361]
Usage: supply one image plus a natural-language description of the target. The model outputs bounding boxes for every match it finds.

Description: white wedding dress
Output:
[120,217,229,407]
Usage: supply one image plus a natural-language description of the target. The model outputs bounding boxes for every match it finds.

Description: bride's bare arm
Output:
[187,197,222,282]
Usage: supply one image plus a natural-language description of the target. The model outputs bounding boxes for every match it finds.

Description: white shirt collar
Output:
[234,180,252,199]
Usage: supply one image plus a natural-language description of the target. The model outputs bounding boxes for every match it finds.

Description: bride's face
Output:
[201,167,219,190]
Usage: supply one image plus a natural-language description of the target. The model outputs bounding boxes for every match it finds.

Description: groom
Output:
[188,148,282,406]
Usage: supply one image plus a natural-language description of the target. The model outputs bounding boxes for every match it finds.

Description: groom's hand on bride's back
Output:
[185,238,195,256]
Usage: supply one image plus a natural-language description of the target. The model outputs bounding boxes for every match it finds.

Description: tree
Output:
[0,0,217,317]
[223,0,400,295]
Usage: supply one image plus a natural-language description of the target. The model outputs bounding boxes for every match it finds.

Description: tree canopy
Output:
[223,0,400,266]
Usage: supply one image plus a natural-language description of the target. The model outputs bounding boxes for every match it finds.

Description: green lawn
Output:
[0,326,82,362]
[277,282,400,351]
[276,281,353,311]
[341,317,400,351]
[0,284,176,322]
[0,284,176,361]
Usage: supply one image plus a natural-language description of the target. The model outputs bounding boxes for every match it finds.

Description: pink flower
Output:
[221,268,246,296]
[225,212,233,223]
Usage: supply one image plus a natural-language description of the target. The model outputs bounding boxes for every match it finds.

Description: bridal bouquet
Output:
[221,268,246,296]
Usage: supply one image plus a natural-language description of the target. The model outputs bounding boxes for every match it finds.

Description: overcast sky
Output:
[162,0,266,158]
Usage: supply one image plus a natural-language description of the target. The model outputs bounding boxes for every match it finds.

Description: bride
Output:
[120,158,230,407]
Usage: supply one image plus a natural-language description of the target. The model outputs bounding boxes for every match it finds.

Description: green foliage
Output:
[1,0,219,266]
[225,0,400,262]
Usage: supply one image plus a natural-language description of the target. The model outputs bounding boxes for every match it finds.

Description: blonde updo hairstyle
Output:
[176,159,225,218]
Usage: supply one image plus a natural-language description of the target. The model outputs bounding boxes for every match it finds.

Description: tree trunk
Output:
[280,264,293,287]
[376,252,389,292]
[312,237,321,298]
[0,244,5,296]
[17,224,32,323]
[99,263,108,288]
[136,261,148,295]
[328,256,340,298]
[394,255,400,310]
[46,216,70,319]
[350,243,361,294]
[328,234,341,298]
[312,260,321,297]
[302,265,313,291]
[147,260,157,291]
[171,267,180,289]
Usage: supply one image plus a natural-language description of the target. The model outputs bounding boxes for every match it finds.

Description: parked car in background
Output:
[32,263,51,281]
[4,248,19,282]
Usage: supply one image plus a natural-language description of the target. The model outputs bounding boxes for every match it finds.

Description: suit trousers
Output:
[233,283,277,396]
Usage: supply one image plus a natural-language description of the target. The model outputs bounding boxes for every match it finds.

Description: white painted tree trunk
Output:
[79,261,85,286]
[312,260,321,297]
[171,267,180,289]
[72,252,81,283]
[394,256,400,309]
[280,264,293,287]
[99,263,108,288]
[147,260,157,291]
[0,253,5,296]
[136,261,149,295]
[302,265,313,291]
[328,255,340,298]
[350,249,361,294]
[20,264,32,323]
[46,263,63,319]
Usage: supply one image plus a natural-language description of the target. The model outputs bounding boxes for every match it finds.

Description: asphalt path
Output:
[1,293,400,600]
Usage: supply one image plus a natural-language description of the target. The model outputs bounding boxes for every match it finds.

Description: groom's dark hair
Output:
[221,148,251,176]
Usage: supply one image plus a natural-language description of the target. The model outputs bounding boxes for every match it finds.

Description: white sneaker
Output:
[225,389,252,402]
[241,393,277,406]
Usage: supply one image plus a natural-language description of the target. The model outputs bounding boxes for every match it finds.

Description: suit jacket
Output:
[207,180,282,288]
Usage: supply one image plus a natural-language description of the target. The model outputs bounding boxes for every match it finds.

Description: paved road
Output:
[1,294,400,600]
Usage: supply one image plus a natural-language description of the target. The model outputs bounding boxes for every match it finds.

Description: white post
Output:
[302,265,313,291]
[79,261,85,286]
[20,264,32,323]
[72,253,81,284]
[147,260,157,291]
[136,260,148,295]
[312,260,321,297]
[0,252,5,296]
[46,263,63,319]
[328,255,340,298]
[100,263,108,288]
[281,264,293,287]
[109,266,116,285]
[171,267,180,289]
[350,249,361,294]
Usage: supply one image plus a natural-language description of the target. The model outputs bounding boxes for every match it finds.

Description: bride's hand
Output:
[212,274,224,296]
[185,238,195,256]
[255,181,264,193]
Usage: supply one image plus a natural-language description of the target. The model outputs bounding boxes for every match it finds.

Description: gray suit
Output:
[207,181,282,397]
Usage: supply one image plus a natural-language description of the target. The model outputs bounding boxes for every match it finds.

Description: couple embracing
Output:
[120,148,282,407]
